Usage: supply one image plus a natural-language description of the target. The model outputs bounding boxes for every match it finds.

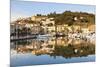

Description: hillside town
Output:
[10,14,95,41]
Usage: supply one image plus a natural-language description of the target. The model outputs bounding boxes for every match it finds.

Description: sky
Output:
[11,0,95,21]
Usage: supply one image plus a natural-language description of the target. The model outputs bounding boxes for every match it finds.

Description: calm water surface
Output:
[10,37,95,67]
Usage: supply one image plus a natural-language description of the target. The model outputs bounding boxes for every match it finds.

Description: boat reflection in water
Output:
[10,37,95,67]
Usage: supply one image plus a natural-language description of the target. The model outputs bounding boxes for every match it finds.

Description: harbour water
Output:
[10,37,95,67]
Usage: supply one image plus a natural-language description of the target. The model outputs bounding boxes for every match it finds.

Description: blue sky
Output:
[11,0,95,21]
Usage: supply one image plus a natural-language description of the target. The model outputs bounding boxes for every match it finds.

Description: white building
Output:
[41,18,55,26]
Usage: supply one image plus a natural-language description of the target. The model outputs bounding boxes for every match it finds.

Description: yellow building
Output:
[31,16,47,22]
[88,25,95,32]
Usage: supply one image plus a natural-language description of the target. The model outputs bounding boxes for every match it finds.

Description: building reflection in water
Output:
[11,37,95,59]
